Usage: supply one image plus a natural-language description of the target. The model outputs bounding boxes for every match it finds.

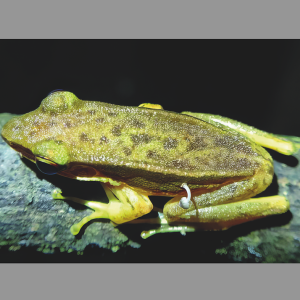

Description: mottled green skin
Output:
[1,92,272,196]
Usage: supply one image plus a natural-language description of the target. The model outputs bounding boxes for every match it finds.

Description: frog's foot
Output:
[141,212,196,239]
[141,224,196,239]
[52,189,111,235]
[124,211,196,239]
[275,134,300,151]
[52,183,153,235]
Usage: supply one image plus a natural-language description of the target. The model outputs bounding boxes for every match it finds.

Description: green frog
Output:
[1,91,297,238]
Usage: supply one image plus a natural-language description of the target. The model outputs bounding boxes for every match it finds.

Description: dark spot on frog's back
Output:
[75,112,83,118]
[80,132,89,142]
[187,137,207,151]
[112,125,122,136]
[64,121,72,128]
[130,118,145,128]
[131,134,152,145]
[215,136,255,155]
[47,120,57,127]
[95,118,104,123]
[167,159,195,170]
[147,150,160,159]
[88,110,96,115]
[236,158,253,169]
[29,131,36,137]
[214,136,232,148]
[80,132,95,144]
[163,137,178,150]
[99,136,109,144]
[50,111,58,117]
[234,143,255,155]
[123,147,132,156]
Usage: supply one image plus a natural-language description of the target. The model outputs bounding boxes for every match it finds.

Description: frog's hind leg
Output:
[138,180,290,238]
[182,111,299,155]
[139,161,290,238]
[139,195,289,238]
[53,183,153,235]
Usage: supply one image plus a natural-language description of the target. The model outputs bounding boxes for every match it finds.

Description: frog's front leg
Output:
[181,111,299,155]
[53,183,153,235]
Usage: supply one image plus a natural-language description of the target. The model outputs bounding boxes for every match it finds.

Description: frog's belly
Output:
[61,158,266,196]
[109,166,256,196]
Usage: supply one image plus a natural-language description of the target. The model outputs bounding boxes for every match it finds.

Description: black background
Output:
[1,40,300,262]
[1,40,300,137]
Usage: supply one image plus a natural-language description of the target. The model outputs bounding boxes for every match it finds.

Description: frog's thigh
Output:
[182,111,297,155]
[164,178,289,231]
[140,173,289,237]
[141,195,289,238]
[164,168,272,224]
[163,159,290,230]
[54,183,153,235]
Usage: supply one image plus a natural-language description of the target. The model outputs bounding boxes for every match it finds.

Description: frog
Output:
[1,90,298,238]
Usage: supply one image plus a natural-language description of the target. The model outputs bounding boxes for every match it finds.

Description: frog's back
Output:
[55,99,270,194]
[2,92,272,195]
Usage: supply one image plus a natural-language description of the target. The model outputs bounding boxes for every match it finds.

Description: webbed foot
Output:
[52,183,153,235]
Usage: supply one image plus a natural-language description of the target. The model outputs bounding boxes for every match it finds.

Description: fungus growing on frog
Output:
[179,183,191,209]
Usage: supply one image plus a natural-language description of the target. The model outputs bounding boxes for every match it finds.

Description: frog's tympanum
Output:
[2,91,298,238]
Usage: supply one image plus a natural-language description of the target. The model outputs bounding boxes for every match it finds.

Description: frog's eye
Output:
[35,156,66,175]
[48,89,64,96]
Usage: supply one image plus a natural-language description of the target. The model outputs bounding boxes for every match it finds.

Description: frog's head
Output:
[1,90,80,175]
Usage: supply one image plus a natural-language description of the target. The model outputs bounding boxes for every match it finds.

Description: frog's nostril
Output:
[179,183,191,209]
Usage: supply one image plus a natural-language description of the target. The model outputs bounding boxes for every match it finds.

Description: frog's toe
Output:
[70,223,81,235]
[141,224,196,239]
[69,211,103,235]
[52,188,63,199]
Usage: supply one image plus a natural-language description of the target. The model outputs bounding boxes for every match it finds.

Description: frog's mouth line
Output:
[2,138,36,162]
[2,139,117,182]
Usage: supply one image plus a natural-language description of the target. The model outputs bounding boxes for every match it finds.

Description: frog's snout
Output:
[1,114,27,143]
[1,116,35,161]
[1,117,16,143]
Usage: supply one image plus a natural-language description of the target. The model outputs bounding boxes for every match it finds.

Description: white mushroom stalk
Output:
[179,183,191,209]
